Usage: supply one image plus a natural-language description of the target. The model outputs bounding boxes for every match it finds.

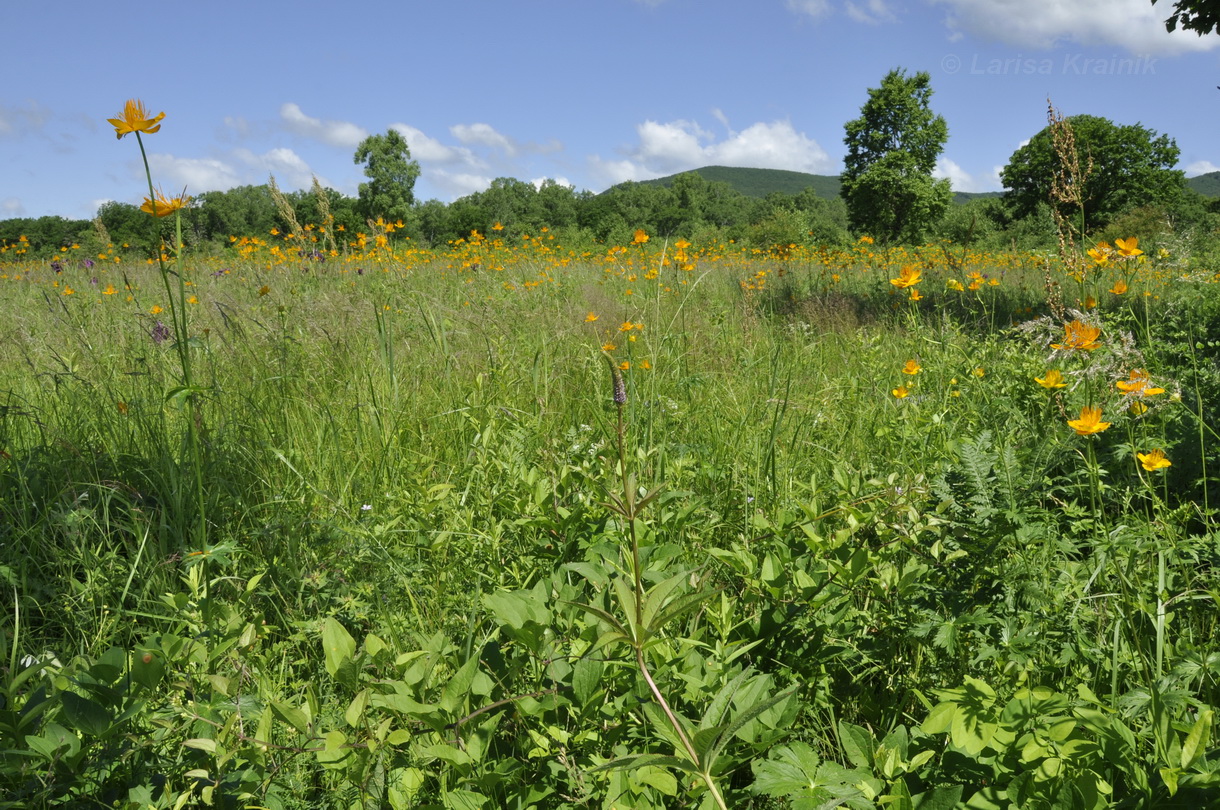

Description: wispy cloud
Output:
[930,0,1220,54]
[280,103,369,148]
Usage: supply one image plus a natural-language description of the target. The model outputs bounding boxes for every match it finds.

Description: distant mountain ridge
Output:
[632,165,1220,202]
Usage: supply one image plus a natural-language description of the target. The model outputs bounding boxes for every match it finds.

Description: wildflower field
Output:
[1,104,1219,809]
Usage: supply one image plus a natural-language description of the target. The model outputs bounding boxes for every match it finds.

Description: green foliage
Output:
[841,69,953,242]
[353,129,421,224]
[1001,114,1184,232]
[1151,0,1220,34]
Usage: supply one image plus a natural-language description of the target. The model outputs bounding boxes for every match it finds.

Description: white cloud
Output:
[933,158,1007,192]
[451,123,517,156]
[428,169,494,198]
[846,0,897,25]
[532,176,573,190]
[786,0,832,19]
[146,153,243,193]
[280,103,368,148]
[930,0,1220,54]
[0,101,49,137]
[390,123,484,167]
[590,118,833,189]
[1,197,24,216]
[1187,160,1220,176]
[235,147,321,189]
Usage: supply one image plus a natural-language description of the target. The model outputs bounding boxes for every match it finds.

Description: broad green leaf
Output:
[921,702,956,735]
[440,658,480,714]
[183,737,217,754]
[483,589,549,631]
[572,657,603,705]
[912,784,964,809]
[320,617,356,678]
[839,721,875,769]
[1181,708,1213,770]
[270,701,311,734]
[60,692,112,737]
[750,742,821,797]
[345,689,369,728]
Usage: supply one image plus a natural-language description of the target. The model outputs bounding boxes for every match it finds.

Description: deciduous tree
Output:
[841,69,952,243]
[353,129,420,224]
[1000,115,1183,231]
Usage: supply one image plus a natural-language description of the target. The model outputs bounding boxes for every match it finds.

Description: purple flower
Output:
[357,268,364,275]
[151,321,171,345]
[50,260,63,273]
[83,259,95,269]
[89,277,99,286]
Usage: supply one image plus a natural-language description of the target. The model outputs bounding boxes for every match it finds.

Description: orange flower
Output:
[1115,237,1143,258]
[1067,406,1110,436]
[107,99,165,139]
[1109,280,1128,295]
[902,360,921,375]
[1035,370,1067,389]
[1137,449,1171,471]
[889,265,921,289]
[1051,320,1102,352]
[1115,369,1165,396]
[631,229,649,245]
[141,188,191,218]
[891,385,911,399]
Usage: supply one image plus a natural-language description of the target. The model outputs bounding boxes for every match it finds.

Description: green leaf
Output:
[839,721,876,769]
[270,700,312,734]
[483,589,550,631]
[912,784,964,809]
[704,685,799,770]
[921,702,956,735]
[60,692,112,737]
[440,658,480,714]
[572,657,603,705]
[345,689,369,728]
[183,737,217,754]
[1181,708,1213,770]
[750,742,821,797]
[591,754,695,774]
[320,617,356,678]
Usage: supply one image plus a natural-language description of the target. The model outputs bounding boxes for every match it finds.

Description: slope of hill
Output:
[1188,171,1220,197]
[630,165,1220,203]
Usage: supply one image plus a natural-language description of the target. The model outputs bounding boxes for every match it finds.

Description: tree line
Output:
[2,67,1217,260]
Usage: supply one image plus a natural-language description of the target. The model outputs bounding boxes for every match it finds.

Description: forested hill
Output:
[633,165,1220,203]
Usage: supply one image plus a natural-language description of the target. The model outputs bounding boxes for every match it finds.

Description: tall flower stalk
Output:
[109,100,206,550]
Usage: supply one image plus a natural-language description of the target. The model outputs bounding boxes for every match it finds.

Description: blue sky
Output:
[3,0,1217,220]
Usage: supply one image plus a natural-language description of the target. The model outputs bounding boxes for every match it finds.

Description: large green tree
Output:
[841,69,952,243]
[1000,115,1183,231]
[1151,0,1220,34]
[353,129,420,224]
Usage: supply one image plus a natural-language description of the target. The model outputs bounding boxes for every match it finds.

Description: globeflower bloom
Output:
[1067,406,1110,436]
[1115,369,1165,397]
[890,265,921,289]
[1137,449,1171,471]
[141,188,191,218]
[902,359,921,375]
[1051,320,1102,352]
[1115,237,1143,258]
[107,99,165,139]
[1035,369,1067,389]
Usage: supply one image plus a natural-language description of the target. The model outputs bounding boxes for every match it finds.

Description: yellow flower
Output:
[1035,369,1067,389]
[946,279,965,291]
[1137,448,1171,471]
[187,295,198,304]
[858,235,874,245]
[909,288,923,301]
[1109,280,1128,295]
[1087,242,1112,265]
[902,359,921,375]
[1115,369,1165,396]
[972,367,985,378]
[584,312,599,323]
[1115,237,1143,258]
[491,221,504,231]
[258,285,271,297]
[1051,320,1102,352]
[107,99,165,139]
[619,321,635,332]
[891,385,911,399]
[618,361,630,371]
[601,342,616,352]
[1128,401,1149,416]
[889,264,921,289]
[141,188,191,218]
[632,229,649,245]
[1067,406,1111,436]
[150,305,163,314]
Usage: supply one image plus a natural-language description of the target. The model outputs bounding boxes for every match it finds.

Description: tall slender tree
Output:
[353,129,420,224]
